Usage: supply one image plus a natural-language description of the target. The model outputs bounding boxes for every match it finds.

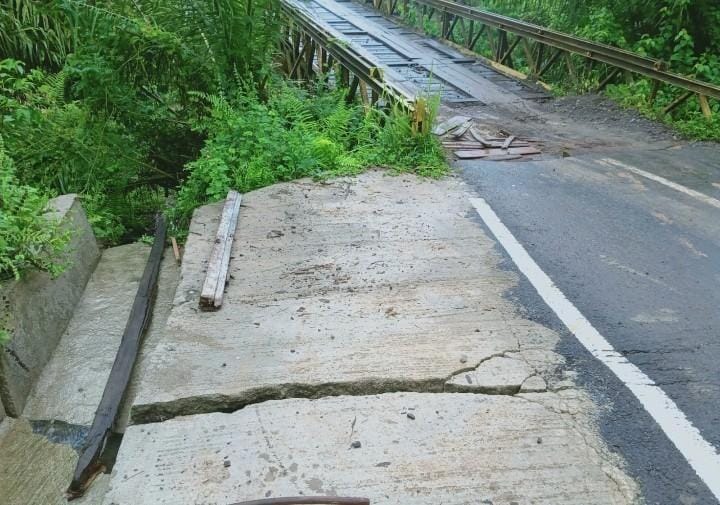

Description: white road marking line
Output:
[470,196,720,501]
[600,157,720,210]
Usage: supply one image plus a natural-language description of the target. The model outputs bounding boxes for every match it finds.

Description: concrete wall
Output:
[0,195,100,417]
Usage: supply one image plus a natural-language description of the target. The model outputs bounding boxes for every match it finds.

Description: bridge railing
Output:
[279,0,431,131]
[369,0,719,117]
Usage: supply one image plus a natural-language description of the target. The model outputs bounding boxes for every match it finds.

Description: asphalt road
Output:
[459,145,720,505]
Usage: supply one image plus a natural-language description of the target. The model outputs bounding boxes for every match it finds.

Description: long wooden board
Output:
[67,215,167,498]
[199,190,242,311]
[454,146,541,159]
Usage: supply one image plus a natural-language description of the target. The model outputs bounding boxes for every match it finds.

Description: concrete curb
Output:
[0,195,100,416]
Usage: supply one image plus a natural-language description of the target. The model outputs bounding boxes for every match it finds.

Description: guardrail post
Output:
[413,97,428,134]
[698,94,713,119]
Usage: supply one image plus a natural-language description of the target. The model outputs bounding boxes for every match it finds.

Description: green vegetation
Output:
[0,136,69,281]
[402,0,720,139]
[0,0,446,280]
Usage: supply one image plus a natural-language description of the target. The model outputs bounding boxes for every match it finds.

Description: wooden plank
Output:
[501,135,516,150]
[469,128,493,146]
[67,215,167,498]
[449,119,473,138]
[442,140,529,148]
[199,190,242,311]
[432,115,471,135]
[230,498,370,505]
[171,236,181,263]
[454,146,541,158]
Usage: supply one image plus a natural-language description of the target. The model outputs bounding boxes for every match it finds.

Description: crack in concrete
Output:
[3,347,29,373]
[29,419,90,451]
[131,349,548,424]
[514,394,641,503]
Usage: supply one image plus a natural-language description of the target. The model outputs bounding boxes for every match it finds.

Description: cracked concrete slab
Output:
[446,355,533,394]
[130,171,563,421]
[104,393,640,505]
[521,375,548,393]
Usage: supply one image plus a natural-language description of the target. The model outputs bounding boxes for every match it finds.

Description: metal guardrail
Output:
[279,0,429,130]
[373,0,718,116]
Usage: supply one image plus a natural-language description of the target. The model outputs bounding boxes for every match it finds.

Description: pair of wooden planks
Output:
[199,190,242,311]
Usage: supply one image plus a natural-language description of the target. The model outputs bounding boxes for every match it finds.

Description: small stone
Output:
[350,441,362,449]
[406,413,415,420]
[459,354,468,364]
[537,437,542,444]
[224,460,231,467]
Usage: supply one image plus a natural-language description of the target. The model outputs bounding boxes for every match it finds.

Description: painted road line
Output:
[600,158,720,210]
[470,196,720,501]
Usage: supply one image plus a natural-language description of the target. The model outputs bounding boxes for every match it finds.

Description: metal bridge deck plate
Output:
[287,0,549,105]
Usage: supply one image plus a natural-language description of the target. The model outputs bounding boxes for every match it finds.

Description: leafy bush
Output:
[0,136,68,282]
[0,59,159,242]
[170,84,446,233]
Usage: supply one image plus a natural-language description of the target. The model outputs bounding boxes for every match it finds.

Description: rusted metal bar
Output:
[347,75,360,102]
[522,38,537,75]
[538,47,562,77]
[230,497,370,505]
[648,79,661,105]
[597,66,621,91]
[447,14,460,41]
[663,91,693,115]
[499,34,522,66]
[468,23,485,50]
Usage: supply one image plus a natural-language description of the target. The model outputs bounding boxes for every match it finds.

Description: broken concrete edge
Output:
[0,195,100,417]
[130,366,556,425]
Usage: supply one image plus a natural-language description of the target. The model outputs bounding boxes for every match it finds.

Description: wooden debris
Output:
[443,140,529,149]
[230,498,370,505]
[432,115,471,135]
[501,135,516,150]
[199,190,242,311]
[485,154,523,161]
[448,119,473,139]
[171,236,181,263]
[454,146,541,159]
[469,128,493,146]
[67,215,167,499]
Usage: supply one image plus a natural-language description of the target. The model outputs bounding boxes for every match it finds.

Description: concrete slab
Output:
[520,374,548,393]
[105,393,639,505]
[0,418,107,505]
[131,172,561,421]
[446,355,533,394]
[22,243,150,425]
[0,195,100,416]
